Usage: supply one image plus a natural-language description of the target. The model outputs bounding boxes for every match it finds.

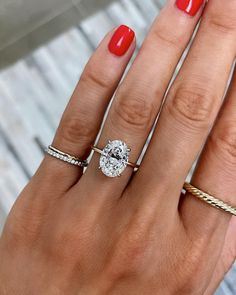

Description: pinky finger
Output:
[204,217,236,295]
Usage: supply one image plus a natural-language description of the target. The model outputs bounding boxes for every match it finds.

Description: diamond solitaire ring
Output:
[92,140,138,177]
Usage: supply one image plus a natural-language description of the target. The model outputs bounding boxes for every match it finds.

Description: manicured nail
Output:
[176,0,204,16]
[108,25,135,57]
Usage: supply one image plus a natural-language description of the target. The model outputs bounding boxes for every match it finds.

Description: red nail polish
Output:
[108,25,135,57]
[176,0,204,16]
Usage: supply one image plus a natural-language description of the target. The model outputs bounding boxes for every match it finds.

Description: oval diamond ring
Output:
[92,140,139,177]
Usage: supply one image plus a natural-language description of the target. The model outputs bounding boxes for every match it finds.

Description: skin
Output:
[0,0,236,294]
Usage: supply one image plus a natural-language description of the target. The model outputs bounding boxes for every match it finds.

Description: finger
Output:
[34,27,136,192]
[79,0,205,198]
[203,217,236,295]
[131,0,236,212]
[181,67,236,238]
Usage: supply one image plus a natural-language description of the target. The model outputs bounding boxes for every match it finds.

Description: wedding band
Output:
[92,140,139,177]
[45,145,88,167]
[184,182,236,217]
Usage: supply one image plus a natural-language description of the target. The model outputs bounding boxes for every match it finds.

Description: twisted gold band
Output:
[184,182,236,217]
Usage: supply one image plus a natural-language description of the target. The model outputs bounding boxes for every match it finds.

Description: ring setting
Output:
[92,140,138,177]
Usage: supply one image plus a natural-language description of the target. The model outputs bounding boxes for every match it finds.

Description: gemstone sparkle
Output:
[99,140,130,177]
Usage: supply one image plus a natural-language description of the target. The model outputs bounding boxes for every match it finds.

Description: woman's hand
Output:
[0,0,236,294]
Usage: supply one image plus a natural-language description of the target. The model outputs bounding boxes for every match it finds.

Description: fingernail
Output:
[108,25,135,57]
[176,0,204,16]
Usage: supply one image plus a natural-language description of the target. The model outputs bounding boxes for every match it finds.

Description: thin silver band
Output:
[45,145,88,167]
[92,146,138,169]
[184,182,236,217]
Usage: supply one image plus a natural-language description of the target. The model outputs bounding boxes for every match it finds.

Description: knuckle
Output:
[173,240,208,294]
[106,226,152,279]
[57,113,94,147]
[49,224,92,262]
[151,27,181,48]
[4,203,43,246]
[111,93,154,132]
[210,122,236,163]
[121,232,149,265]
[166,86,214,131]
[207,5,236,34]
[81,63,112,90]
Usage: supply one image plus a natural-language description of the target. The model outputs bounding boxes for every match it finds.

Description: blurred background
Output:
[0,0,235,293]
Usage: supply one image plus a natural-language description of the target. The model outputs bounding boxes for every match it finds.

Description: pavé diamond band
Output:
[92,140,139,177]
[184,182,236,217]
[45,145,88,167]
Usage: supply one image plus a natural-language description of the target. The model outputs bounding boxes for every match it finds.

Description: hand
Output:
[0,0,236,294]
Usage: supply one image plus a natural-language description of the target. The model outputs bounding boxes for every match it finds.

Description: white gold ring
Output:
[45,145,88,167]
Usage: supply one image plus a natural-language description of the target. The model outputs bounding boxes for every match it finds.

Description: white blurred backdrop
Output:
[0,0,235,293]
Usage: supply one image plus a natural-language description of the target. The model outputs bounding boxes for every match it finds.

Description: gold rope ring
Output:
[184,182,236,217]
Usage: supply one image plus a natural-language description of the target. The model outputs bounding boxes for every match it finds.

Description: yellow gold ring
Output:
[184,182,236,217]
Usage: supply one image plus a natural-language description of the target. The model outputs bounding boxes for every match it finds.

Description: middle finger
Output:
[131,0,236,211]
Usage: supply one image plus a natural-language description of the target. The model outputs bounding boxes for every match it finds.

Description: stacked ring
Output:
[45,144,236,217]
[45,146,88,168]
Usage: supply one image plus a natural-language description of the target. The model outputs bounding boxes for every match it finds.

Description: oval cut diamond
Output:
[100,140,130,177]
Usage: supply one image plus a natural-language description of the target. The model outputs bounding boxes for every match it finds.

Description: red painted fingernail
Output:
[176,0,204,16]
[108,25,135,57]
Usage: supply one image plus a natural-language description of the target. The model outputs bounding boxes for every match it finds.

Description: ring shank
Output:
[184,182,236,217]
[46,145,88,167]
